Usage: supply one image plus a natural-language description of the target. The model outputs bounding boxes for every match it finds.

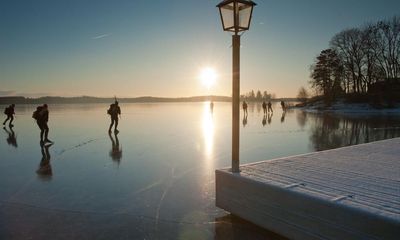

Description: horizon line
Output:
[0,94,298,100]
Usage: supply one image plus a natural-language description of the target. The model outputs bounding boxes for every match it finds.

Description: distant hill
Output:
[0,95,299,105]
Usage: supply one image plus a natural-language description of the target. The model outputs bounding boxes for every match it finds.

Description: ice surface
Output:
[1,102,399,239]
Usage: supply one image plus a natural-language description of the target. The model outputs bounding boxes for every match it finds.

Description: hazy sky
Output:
[1,0,399,98]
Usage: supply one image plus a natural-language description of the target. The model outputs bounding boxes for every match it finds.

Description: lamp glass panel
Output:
[238,3,252,29]
[220,3,234,30]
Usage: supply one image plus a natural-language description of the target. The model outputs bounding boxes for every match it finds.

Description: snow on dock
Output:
[216,138,400,240]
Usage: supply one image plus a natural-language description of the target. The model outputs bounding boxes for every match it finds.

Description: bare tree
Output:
[297,86,309,102]
[256,90,262,100]
[262,90,268,99]
[330,28,365,93]
[374,16,400,79]
[361,24,382,90]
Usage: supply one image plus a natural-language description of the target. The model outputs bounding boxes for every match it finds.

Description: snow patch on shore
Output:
[299,100,400,114]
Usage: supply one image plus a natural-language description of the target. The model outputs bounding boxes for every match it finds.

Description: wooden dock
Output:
[216,138,400,240]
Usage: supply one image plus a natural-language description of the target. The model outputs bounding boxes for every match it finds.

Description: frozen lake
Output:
[1,102,400,240]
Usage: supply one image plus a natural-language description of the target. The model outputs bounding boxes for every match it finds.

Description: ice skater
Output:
[267,101,273,113]
[242,101,248,116]
[262,101,267,115]
[33,104,52,144]
[108,100,121,133]
[3,104,15,127]
[281,101,286,112]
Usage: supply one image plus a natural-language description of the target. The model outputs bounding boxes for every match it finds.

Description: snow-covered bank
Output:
[295,100,400,114]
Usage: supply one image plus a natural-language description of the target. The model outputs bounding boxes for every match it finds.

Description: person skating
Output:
[33,104,52,144]
[242,101,248,116]
[108,101,121,133]
[3,104,15,127]
[267,101,273,113]
[262,101,267,115]
[280,100,286,112]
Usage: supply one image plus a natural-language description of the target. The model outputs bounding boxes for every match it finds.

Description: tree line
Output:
[309,16,400,105]
[240,90,276,101]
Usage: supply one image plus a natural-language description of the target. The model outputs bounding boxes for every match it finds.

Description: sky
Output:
[1,0,399,98]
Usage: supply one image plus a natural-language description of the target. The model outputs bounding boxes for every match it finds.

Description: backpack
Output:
[32,106,44,120]
[107,104,113,115]
[4,107,9,115]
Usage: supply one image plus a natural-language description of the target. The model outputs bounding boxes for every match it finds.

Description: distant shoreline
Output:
[0,96,298,105]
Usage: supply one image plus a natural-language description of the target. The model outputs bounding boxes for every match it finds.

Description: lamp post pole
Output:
[232,34,240,173]
[217,0,256,173]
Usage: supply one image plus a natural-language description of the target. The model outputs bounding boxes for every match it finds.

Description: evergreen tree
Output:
[310,49,343,104]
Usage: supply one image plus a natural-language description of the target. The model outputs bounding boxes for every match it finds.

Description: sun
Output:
[199,67,217,89]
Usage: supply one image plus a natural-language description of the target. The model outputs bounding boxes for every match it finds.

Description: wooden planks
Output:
[216,138,400,240]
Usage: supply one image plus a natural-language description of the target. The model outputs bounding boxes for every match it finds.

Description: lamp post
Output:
[217,0,256,173]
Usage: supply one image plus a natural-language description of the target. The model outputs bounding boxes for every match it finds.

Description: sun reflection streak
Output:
[202,102,215,160]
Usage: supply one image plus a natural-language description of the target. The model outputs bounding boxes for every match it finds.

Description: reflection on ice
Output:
[281,111,286,123]
[262,115,267,126]
[3,126,17,148]
[242,114,247,127]
[36,143,53,180]
[202,102,214,158]
[108,131,122,164]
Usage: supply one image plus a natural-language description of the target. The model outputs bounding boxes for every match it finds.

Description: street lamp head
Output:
[217,0,256,35]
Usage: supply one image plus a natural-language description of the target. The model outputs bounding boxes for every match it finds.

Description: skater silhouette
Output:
[267,101,273,113]
[262,101,267,115]
[3,104,15,127]
[242,101,248,116]
[33,104,52,144]
[108,100,121,133]
[281,101,286,112]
